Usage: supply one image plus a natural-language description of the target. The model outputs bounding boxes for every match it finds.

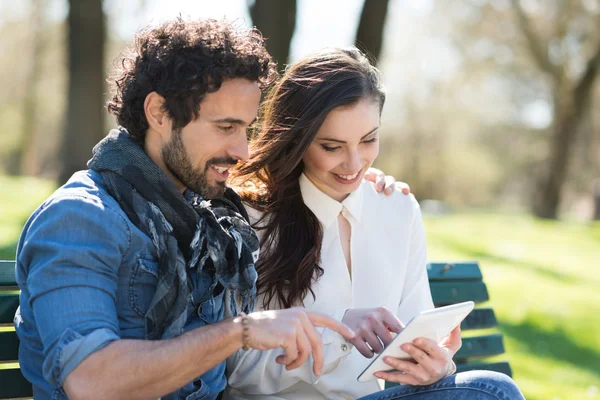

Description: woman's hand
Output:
[342,307,404,358]
[374,326,462,385]
[364,168,411,196]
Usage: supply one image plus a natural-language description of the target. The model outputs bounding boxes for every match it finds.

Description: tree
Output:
[249,0,392,70]
[355,0,391,65]
[432,0,600,218]
[249,0,297,70]
[58,0,106,184]
[509,0,600,219]
[5,0,46,176]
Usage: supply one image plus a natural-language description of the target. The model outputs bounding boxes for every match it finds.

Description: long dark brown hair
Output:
[232,48,385,309]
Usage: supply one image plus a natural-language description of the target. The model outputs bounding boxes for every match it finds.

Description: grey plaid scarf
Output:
[88,128,258,340]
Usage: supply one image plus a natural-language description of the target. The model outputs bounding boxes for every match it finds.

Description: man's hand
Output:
[374,326,462,385]
[364,168,410,196]
[341,307,404,358]
[245,308,355,376]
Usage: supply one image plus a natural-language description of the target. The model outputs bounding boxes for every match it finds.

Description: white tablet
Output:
[357,301,475,382]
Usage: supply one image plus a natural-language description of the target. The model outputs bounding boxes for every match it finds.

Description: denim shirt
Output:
[14,170,226,400]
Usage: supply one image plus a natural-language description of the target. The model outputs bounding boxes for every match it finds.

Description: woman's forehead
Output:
[315,99,381,140]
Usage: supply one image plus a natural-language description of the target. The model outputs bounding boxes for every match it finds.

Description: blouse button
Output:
[341,343,349,351]
[341,207,348,217]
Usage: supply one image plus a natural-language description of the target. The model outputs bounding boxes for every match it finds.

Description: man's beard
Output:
[162,129,235,199]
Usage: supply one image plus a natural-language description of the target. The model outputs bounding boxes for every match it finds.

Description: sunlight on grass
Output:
[425,212,600,400]
[0,175,56,259]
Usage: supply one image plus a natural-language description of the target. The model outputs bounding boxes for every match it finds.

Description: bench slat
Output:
[454,334,505,360]
[430,281,489,305]
[0,332,19,362]
[461,308,497,330]
[427,262,482,281]
[456,361,512,377]
[0,294,19,325]
[0,367,33,399]
[0,262,16,287]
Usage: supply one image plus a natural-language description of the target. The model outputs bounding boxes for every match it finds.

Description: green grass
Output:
[0,175,56,259]
[1,175,599,399]
[425,212,600,400]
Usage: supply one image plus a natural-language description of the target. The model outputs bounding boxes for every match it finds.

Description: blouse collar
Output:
[299,173,364,228]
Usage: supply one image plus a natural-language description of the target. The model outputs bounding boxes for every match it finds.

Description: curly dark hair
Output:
[107,17,278,143]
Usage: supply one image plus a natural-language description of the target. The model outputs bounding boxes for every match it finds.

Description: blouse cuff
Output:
[320,309,353,375]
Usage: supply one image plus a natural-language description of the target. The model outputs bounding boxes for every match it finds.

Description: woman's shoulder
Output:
[359,179,420,218]
[241,202,274,244]
[242,202,266,226]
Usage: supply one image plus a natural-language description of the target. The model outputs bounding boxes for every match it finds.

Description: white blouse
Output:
[224,174,434,400]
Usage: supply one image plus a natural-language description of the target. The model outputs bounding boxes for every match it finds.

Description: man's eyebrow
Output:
[317,126,379,144]
[211,117,258,126]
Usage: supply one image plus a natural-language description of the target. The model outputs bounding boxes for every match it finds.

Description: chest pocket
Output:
[129,257,159,317]
[195,285,225,325]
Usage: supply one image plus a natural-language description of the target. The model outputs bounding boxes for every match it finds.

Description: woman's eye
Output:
[363,138,378,144]
[321,145,340,152]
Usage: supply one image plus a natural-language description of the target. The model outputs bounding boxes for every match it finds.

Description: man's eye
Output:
[321,145,340,152]
[219,125,234,132]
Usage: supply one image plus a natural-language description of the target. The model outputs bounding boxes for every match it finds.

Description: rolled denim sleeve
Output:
[19,193,130,387]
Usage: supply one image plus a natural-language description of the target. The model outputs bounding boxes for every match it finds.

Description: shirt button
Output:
[341,343,349,351]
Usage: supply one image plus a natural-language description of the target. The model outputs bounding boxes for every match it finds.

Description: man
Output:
[15,18,402,399]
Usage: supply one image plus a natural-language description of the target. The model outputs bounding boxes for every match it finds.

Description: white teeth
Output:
[337,172,359,180]
[213,166,228,173]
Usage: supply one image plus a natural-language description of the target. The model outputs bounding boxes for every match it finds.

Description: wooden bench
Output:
[386,261,512,389]
[0,260,510,398]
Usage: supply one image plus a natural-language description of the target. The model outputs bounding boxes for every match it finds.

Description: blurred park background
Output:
[0,0,599,398]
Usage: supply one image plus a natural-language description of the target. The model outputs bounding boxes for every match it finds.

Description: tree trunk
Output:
[355,0,390,65]
[58,0,105,184]
[532,45,600,219]
[532,98,578,219]
[592,178,600,221]
[6,0,45,176]
[249,0,296,71]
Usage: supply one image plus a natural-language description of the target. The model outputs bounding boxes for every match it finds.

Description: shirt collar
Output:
[299,173,364,228]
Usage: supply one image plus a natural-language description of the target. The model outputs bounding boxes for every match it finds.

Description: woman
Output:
[225,48,524,400]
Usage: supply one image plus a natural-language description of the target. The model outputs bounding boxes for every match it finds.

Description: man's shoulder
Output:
[29,170,129,231]
[44,170,120,212]
[17,170,133,275]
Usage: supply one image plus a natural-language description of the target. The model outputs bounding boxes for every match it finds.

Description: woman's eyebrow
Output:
[317,126,379,143]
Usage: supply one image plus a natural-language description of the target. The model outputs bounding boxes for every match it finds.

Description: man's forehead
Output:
[199,78,261,123]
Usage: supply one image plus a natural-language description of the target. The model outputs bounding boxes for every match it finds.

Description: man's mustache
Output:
[206,157,239,168]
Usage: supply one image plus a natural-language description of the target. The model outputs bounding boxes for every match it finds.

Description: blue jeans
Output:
[357,371,525,400]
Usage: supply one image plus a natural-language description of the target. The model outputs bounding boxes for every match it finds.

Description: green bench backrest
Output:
[427,262,511,376]
[1,260,511,398]
[0,260,32,399]
[384,262,512,390]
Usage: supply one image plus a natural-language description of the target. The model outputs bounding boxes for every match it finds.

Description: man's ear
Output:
[144,92,170,137]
